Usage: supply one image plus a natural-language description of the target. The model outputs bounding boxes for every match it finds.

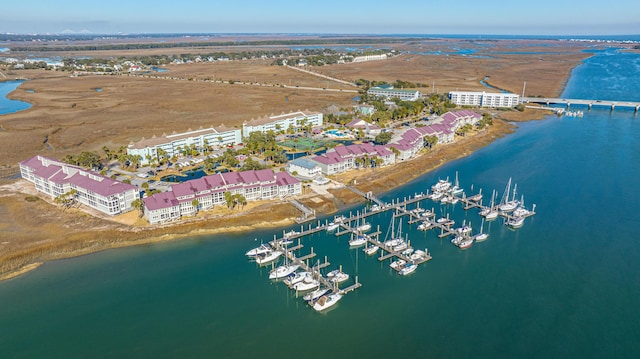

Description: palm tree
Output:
[236,194,247,210]
[191,199,200,214]
[131,198,144,217]
[224,191,234,209]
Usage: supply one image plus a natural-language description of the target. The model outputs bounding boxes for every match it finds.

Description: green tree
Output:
[374,131,392,144]
[191,199,200,214]
[131,198,144,217]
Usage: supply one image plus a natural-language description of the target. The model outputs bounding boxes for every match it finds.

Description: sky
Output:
[1,0,638,35]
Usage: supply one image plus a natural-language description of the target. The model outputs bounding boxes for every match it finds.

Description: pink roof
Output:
[143,192,179,211]
[221,172,243,185]
[275,172,300,186]
[255,169,276,183]
[68,172,137,197]
[204,173,226,187]
[374,145,393,156]
[239,170,259,184]
[334,146,351,158]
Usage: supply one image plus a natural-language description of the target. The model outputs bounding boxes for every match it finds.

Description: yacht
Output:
[399,262,418,276]
[451,236,464,246]
[392,240,408,252]
[418,221,431,231]
[356,222,371,232]
[410,249,429,261]
[293,276,320,291]
[326,221,339,231]
[506,216,525,228]
[390,259,406,270]
[327,270,349,284]
[370,204,381,212]
[269,264,300,280]
[458,238,474,249]
[312,293,342,312]
[431,178,452,193]
[474,232,489,242]
[303,287,329,302]
[283,271,311,287]
[498,178,519,212]
[430,191,444,201]
[254,250,283,265]
[245,243,271,257]
[456,224,472,234]
[283,230,300,239]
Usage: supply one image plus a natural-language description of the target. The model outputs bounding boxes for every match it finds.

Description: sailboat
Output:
[512,195,531,218]
[383,215,404,249]
[450,171,464,195]
[474,218,489,242]
[498,178,520,212]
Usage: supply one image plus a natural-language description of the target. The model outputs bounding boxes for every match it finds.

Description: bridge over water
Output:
[522,96,640,112]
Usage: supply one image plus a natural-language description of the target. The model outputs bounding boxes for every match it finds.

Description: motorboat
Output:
[506,216,525,228]
[456,225,472,234]
[312,293,342,312]
[245,243,271,257]
[451,236,464,246]
[392,241,408,252]
[370,204,381,212]
[327,270,349,284]
[431,178,452,193]
[326,221,339,231]
[410,249,429,261]
[254,250,283,265]
[293,276,320,291]
[357,222,371,232]
[399,262,418,276]
[458,238,474,249]
[283,271,311,287]
[269,264,300,280]
[303,287,329,301]
[283,230,300,239]
[474,232,489,242]
[430,191,444,201]
[390,259,406,270]
[363,245,379,256]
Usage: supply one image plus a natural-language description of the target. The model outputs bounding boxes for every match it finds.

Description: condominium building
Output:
[142,169,301,224]
[449,91,520,108]
[242,110,323,137]
[127,125,242,165]
[19,155,139,215]
[367,86,422,101]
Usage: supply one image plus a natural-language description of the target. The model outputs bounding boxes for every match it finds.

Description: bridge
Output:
[522,96,640,112]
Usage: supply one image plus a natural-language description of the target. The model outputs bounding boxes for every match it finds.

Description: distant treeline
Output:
[8,38,421,52]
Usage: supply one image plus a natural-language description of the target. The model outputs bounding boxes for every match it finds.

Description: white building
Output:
[367,86,422,101]
[449,91,520,108]
[20,155,139,215]
[127,125,242,165]
[242,110,323,137]
[287,158,322,179]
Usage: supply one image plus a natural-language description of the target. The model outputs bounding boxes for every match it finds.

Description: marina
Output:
[248,175,536,312]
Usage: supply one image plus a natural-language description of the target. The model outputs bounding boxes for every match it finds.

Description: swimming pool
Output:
[325,129,348,137]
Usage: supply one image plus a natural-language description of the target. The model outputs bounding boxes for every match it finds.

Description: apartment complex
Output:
[127,125,242,165]
[242,110,323,137]
[449,91,520,108]
[142,169,301,224]
[367,86,422,101]
[19,155,139,215]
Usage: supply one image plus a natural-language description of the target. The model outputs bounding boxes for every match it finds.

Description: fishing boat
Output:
[349,234,368,247]
[283,271,311,287]
[327,269,349,284]
[363,244,379,255]
[245,243,271,257]
[303,287,329,301]
[399,262,418,276]
[312,293,342,312]
[254,250,283,265]
[269,264,300,280]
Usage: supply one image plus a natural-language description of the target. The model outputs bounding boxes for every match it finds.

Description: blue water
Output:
[160,168,208,182]
[0,80,31,115]
[1,47,640,358]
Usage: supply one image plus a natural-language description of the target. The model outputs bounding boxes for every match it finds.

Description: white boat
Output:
[283,271,311,287]
[431,178,452,193]
[456,221,472,234]
[327,270,349,283]
[414,193,424,198]
[283,230,300,239]
[485,210,499,220]
[333,215,346,223]
[363,245,379,255]
[399,262,418,276]
[303,287,329,301]
[245,243,271,257]
[356,222,371,232]
[451,236,464,246]
[430,191,444,201]
[410,249,429,261]
[474,219,489,242]
[440,195,451,204]
[418,221,431,231]
[401,248,414,256]
[269,238,293,247]
[312,293,342,312]
[393,241,408,252]
[450,171,464,195]
[349,234,368,247]
[450,197,459,204]
[506,216,525,228]
[254,250,283,265]
[390,259,406,270]
[498,178,520,212]
[269,264,300,280]
[326,222,339,231]
[293,276,320,291]
[458,238,474,249]
[370,204,381,212]
[512,195,531,217]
